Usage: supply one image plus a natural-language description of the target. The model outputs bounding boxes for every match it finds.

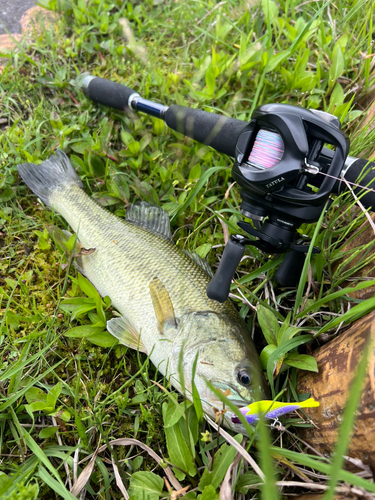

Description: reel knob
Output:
[206,236,247,303]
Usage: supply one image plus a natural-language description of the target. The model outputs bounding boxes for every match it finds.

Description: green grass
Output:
[1,0,375,498]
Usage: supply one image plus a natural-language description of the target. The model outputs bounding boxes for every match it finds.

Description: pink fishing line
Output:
[248,129,284,169]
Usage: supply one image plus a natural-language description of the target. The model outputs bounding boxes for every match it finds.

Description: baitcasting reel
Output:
[81,75,375,303]
[207,103,350,301]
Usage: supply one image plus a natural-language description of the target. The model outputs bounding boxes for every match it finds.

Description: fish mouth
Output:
[209,381,252,425]
[211,381,251,406]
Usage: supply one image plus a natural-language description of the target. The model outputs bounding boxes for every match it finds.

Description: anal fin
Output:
[107,316,147,353]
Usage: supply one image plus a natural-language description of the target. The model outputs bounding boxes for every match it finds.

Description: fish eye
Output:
[237,369,251,386]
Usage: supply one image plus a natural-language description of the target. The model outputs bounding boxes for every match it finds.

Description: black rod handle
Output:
[82,75,247,157]
[335,158,375,210]
[164,105,246,157]
[82,75,137,111]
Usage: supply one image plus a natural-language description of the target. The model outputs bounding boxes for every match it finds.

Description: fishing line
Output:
[316,171,375,195]
[248,129,284,169]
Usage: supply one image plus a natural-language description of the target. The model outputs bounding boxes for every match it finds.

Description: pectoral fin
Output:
[107,316,147,353]
[149,277,177,334]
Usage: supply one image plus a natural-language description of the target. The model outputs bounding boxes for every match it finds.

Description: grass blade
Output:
[171,166,227,220]
[270,448,375,492]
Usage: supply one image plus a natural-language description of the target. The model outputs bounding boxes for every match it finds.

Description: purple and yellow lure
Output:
[231,398,319,425]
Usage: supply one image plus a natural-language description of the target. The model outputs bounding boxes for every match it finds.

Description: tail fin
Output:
[17,150,83,206]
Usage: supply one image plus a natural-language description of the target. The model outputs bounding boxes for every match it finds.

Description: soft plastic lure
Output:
[231,398,319,425]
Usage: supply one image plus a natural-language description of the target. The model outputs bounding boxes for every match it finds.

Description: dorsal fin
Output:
[126,202,172,241]
[184,250,214,278]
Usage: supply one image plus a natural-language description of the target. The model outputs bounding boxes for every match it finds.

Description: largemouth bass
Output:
[17,150,268,432]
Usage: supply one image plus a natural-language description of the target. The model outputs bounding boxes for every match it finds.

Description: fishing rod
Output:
[81,75,375,302]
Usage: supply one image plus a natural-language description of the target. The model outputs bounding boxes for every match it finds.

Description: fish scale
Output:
[17,150,268,432]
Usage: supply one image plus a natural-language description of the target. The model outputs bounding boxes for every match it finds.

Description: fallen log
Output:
[297,311,375,473]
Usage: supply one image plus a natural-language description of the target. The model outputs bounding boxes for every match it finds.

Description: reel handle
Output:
[206,237,246,303]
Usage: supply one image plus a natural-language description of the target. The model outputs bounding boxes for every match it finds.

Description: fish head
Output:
[170,310,269,433]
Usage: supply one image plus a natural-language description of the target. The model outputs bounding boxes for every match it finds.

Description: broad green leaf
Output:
[139,134,151,152]
[205,64,215,95]
[257,305,280,345]
[152,117,165,135]
[284,353,318,372]
[200,485,220,500]
[260,344,277,370]
[329,44,345,84]
[266,50,290,72]
[329,83,344,109]
[163,396,186,428]
[277,326,302,345]
[50,408,71,422]
[29,401,54,412]
[179,405,199,454]
[195,243,212,259]
[162,402,196,478]
[60,302,97,320]
[64,325,105,338]
[267,335,313,397]
[70,141,92,154]
[47,382,62,408]
[39,427,59,439]
[128,140,140,154]
[198,435,241,491]
[128,471,164,500]
[0,188,15,203]
[25,387,47,405]
[77,273,99,299]
[189,163,202,180]
[85,330,118,347]
[262,0,279,24]
[0,472,12,495]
